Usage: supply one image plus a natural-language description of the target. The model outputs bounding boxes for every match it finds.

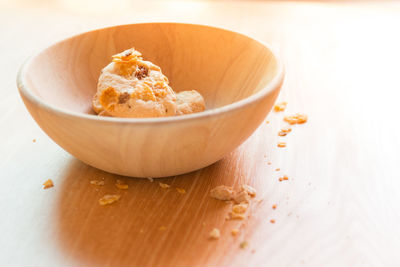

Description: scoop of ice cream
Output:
[93,48,205,118]
[93,48,180,118]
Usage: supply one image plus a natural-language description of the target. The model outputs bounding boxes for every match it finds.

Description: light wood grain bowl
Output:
[17,23,284,178]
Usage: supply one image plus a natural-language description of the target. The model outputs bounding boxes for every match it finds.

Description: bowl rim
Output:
[17,22,284,125]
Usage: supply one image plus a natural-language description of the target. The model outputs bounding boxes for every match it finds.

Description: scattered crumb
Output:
[284,114,308,125]
[270,219,276,224]
[209,228,220,239]
[159,182,170,189]
[147,177,154,182]
[278,127,292,136]
[267,162,272,165]
[159,226,167,231]
[274,101,287,112]
[257,198,264,203]
[275,168,280,171]
[99,194,121,205]
[239,241,248,249]
[265,120,270,124]
[90,180,105,186]
[176,187,186,194]
[241,184,256,197]
[272,204,277,210]
[277,142,286,148]
[231,229,239,236]
[278,175,289,182]
[232,203,249,214]
[42,179,54,189]
[233,191,250,204]
[32,139,36,143]
[210,185,235,201]
[115,179,128,189]
[229,212,246,220]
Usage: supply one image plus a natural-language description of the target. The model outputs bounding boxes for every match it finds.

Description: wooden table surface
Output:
[1,1,400,266]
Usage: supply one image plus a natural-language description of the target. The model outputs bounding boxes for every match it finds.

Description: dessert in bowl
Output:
[17,23,284,178]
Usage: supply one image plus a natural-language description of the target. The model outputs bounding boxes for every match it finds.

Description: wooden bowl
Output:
[17,23,284,178]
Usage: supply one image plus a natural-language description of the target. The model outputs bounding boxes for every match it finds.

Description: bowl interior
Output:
[23,23,279,115]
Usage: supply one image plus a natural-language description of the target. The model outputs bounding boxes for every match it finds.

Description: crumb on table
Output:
[99,194,121,205]
[284,114,308,125]
[229,212,246,220]
[210,185,235,201]
[278,127,292,136]
[274,101,287,112]
[159,182,170,189]
[209,228,220,240]
[176,187,186,194]
[232,203,249,214]
[42,179,54,189]
[241,184,256,197]
[277,142,286,148]
[233,191,250,204]
[278,175,289,182]
[90,180,105,186]
[240,241,248,249]
[115,179,128,189]
[231,229,239,236]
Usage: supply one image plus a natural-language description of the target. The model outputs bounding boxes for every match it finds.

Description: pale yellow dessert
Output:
[92,48,205,118]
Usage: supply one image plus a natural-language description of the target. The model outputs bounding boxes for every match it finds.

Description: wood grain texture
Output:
[1,1,400,266]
